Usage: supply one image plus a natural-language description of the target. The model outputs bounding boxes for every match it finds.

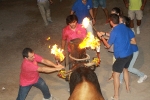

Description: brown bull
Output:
[68,66,104,100]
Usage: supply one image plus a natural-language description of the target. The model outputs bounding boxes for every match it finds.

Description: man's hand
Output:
[55,64,65,71]
[141,5,145,10]
[97,32,105,38]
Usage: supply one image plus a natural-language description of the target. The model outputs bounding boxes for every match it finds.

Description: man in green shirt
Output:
[123,0,147,34]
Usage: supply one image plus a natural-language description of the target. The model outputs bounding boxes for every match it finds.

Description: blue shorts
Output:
[113,54,133,73]
[93,0,106,9]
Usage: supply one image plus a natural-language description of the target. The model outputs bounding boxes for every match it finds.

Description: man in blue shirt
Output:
[71,0,95,24]
[97,14,133,100]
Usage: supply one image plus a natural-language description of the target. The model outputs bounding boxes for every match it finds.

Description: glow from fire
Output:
[51,44,65,62]
[46,37,51,40]
[79,32,100,49]
[82,17,90,28]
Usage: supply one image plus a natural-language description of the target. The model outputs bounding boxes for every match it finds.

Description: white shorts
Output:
[128,10,143,20]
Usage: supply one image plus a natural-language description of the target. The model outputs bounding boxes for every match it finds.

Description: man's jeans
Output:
[16,77,51,100]
[120,51,144,81]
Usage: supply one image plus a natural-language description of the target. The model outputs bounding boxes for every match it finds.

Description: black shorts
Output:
[113,54,133,73]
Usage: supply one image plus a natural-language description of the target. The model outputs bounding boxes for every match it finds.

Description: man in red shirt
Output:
[61,15,87,69]
[62,15,87,52]
[16,48,64,100]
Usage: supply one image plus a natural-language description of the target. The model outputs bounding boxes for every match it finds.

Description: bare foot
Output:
[111,96,119,100]
[126,86,131,93]
[108,76,113,81]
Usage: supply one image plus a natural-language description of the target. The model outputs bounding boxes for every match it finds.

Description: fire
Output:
[51,44,65,62]
[82,17,90,28]
[46,37,51,40]
[79,32,100,49]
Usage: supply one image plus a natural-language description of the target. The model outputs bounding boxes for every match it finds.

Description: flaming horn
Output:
[82,17,97,32]
[51,44,65,64]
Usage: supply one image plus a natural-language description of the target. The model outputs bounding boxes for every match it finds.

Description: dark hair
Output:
[111,7,123,16]
[109,14,119,24]
[69,67,103,95]
[66,15,78,25]
[122,16,131,27]
[22,48,33,58]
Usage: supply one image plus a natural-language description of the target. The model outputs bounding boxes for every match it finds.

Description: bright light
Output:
[51,44,65,62]
[79,32,100,49]
[82,17,90,28]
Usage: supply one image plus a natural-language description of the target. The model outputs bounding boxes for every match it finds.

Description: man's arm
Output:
[37,58,64,73]
[37,66,62,73]
[130,38,136,45]
[141,0,147,10]
[97,32,111,48]
[41,59,64,68]
[89,9,95,25]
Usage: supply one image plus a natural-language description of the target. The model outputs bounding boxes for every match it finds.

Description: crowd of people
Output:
[16,0,147,100]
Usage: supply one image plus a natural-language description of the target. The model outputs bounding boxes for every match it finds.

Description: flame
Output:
[79,32,100,49]
[51,44,65,62]
[82,17,90,28]
[46,37,51,40]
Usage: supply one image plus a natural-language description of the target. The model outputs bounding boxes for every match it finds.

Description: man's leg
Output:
[128,51,147,83]
[130,20,134,28]
[128,51,143,77]
[123,54,133,92]
[136,20,141,34]
[137,20,141,26]
[34,77,51,99]
[113,71,120,100]
[136,10,143,34]
[96,45,101,63]
[37,2,49,26]
[44,1,52,22]
[102,8,109,23]
[123,68,130,92]
[128,10,135,33]
[16,85,32,100]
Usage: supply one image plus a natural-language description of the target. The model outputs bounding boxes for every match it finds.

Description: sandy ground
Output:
[0,0,150,100]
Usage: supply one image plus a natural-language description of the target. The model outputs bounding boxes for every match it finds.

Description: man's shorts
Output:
[93,0,106,9]
[113,54,133,73]
[128,10,143,20]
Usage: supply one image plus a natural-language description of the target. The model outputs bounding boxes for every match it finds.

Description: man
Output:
[92,0,109,23]
[37,0,53,26]
[97,14,133,100]
[61,15,87,69]
[123,0,147,34]
[70,0,101,61]
[16,48,64,100]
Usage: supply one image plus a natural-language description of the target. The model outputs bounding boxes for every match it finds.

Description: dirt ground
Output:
[0,0,150,100]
